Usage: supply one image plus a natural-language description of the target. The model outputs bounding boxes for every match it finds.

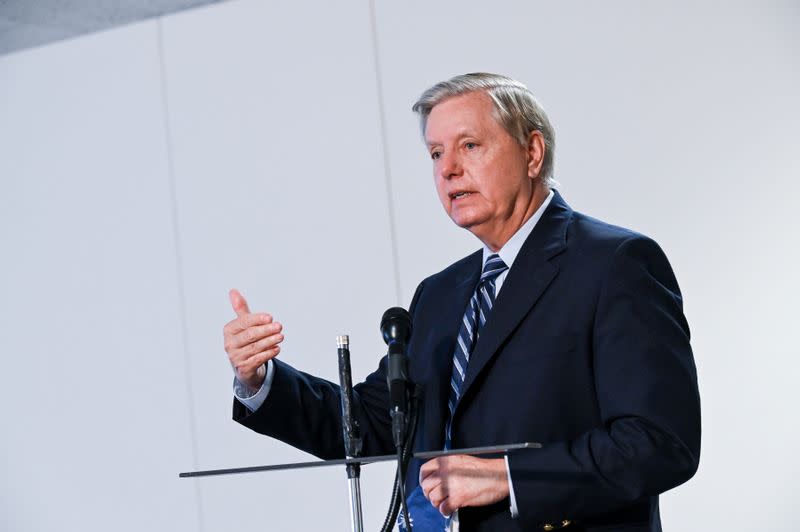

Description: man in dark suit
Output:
[224,73,700,531]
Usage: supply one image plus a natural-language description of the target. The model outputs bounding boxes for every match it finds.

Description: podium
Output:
[179,442,541,531]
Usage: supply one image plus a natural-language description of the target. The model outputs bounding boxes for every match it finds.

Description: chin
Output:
[448,213,484,231]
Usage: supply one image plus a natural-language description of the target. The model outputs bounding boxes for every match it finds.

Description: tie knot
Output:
[480,254,508,284]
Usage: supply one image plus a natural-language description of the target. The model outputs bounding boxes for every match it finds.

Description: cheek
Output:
[433,178,451,209]
[475,165,505,201]
[495,162,529,195]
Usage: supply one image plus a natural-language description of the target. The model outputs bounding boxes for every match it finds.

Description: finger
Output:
[419,458,440,483]
[224,313,273,335]
[230,322,283,349]
[426,483,447,508]
[232,346,281,378]
[232,332,284,359]
[229,288,251,317]
[420,472,442,501]
[438,498,455,517]
[241,333,283,358]
[247,346,281,368]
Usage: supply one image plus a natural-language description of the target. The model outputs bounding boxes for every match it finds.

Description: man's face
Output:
[425,91,537,244]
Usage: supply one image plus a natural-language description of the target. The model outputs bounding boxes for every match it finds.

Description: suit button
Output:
[543,525,555,531]
[562,520,572,527]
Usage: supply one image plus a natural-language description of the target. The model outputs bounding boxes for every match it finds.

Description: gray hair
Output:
[412,72,556,187]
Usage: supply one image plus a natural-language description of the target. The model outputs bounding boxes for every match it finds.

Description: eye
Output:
[465,142,477,150]
[430,150,441,160]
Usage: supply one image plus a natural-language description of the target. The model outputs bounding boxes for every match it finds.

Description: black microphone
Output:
[337,335,362,466]
[380,307,412,449]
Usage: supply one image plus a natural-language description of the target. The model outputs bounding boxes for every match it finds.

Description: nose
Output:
[437,150,462,180]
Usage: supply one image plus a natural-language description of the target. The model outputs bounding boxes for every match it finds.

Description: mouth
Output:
[449,191,473,201]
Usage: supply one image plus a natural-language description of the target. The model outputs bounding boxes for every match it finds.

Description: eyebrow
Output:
[425,128,476,147]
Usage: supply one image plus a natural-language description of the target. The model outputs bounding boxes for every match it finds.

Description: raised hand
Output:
[223,289,284,391]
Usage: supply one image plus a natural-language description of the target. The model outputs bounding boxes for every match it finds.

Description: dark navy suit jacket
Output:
[234,191,701,531]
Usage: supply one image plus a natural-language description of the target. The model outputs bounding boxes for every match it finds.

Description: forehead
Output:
[424,91,500,145]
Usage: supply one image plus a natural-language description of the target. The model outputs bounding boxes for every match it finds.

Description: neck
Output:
[478,184,550,252]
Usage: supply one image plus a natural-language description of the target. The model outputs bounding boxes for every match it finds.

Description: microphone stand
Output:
[380,383,421,532]
[381,307,414,531]
[337,335,364,532]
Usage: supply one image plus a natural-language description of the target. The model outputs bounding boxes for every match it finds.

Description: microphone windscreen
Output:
[380,307,412,345]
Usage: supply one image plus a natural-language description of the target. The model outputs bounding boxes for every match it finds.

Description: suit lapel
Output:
[420,251,481,451]
[457,191,573,407]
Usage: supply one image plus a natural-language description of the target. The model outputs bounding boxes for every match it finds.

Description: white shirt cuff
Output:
[233,360,275,412]
[505,455,519,518]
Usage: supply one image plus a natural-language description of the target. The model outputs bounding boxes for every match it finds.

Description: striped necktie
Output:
[399,254,508,532]
[444,253,508,449]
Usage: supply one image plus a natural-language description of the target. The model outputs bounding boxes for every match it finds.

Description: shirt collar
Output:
[482,189,555,270]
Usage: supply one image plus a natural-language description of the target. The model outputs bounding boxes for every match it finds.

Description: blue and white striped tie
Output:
[444,253,508,450]
[399,254,508,532]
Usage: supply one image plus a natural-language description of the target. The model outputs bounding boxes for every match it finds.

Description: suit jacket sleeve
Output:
[231,283,427,460]
[507,235,701,526]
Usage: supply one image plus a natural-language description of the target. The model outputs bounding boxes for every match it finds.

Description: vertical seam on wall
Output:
[368,0,403,305]
[156,19,206,532]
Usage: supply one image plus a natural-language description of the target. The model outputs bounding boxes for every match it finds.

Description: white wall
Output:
[0,22,198,531]
[1,1,797,530]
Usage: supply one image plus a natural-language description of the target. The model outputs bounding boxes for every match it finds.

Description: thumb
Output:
[229,288,251,317]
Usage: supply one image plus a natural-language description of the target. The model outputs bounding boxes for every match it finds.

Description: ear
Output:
[526,130,546,179]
